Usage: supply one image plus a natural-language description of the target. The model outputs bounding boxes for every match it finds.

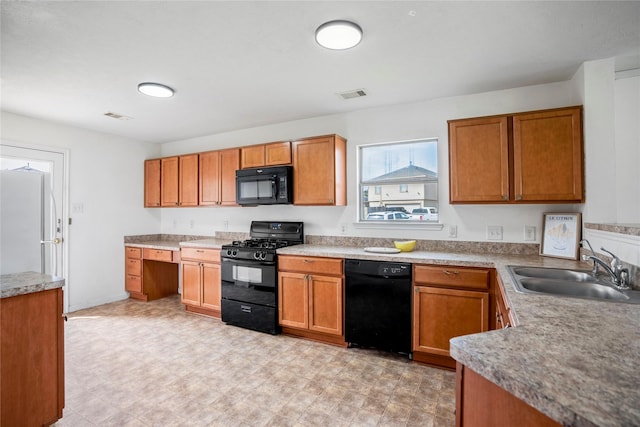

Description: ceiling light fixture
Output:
[315,20,363,50]
[137,82,174,98]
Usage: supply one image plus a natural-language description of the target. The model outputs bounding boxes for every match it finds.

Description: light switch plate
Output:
[524,225,536,241]
[487,225,503,240]
[449,225,457,238]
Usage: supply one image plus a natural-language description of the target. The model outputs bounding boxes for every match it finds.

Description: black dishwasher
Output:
[345,259,412,356]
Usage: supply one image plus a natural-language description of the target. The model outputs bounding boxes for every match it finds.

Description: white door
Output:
[0,143,68,310]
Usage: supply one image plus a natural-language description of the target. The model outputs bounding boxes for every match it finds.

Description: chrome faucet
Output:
[580,240,630,289]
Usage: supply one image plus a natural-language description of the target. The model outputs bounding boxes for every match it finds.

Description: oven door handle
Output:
[221,257,275,267]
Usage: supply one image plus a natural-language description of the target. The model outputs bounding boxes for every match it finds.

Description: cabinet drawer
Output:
[125,258,141,276]
[125,246,142,259]
[143,248,174,263]
[414,265,489,290]
[278,256,343,276]
[125,274,142,293]
[181,247,220,263]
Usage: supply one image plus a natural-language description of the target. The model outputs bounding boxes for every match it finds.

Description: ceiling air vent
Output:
[338,89,367,100]
[104,112,132,120]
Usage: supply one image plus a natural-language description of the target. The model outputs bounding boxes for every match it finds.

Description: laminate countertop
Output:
[276,244,640,427]
[1,271,65,298]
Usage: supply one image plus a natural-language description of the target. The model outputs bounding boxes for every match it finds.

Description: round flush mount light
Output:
[137,82,174,98]
[315,20,363,50]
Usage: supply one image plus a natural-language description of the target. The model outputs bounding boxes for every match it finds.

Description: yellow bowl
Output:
[394,240,416,252]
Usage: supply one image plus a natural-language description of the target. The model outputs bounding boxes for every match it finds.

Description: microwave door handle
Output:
[271,176,277,198]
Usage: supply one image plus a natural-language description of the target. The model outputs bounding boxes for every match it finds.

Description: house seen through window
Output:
[359,138,438,222]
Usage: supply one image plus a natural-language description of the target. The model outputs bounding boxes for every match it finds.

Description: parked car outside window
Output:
[410,207,439,221]
[366,211,412,221]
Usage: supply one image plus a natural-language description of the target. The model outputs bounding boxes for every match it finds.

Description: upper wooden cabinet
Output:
[240,141,291,169]
[292,134,347,206]
[159,155,199,207]
[144,159,161,207]
[448,106,583,204]
[199,148,240,206]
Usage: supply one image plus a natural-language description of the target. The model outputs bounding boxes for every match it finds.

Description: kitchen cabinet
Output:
[160,155,198,207]
[456,363,561,427]
[448,106,583,203]
[199,148,240,206]
[1,288,65,426]
[278,255,345,345]
[292,134,346,206]
[144,159,161,207]
[124,246,179,302]
[494,275,516,329]
[413,265,490,369]
[125,246,143,299]
[181,247,221,317]
[240,141,291,169]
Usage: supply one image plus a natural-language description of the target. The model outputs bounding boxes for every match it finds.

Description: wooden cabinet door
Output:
[201,262,221,311]
[265,141,291,165]
[219,148,239,206]
[293,136,346,205]
[308,275,343,336]
[449,116,509,203]
[199,150,220,206]
[144,159,161,207]
[179,154,199,206]
[161,156,179,207]
[241,145,265,169]
[413,286,489,357]
[181,260,201,307]
[513,107,583,202]
[278,272,308,329]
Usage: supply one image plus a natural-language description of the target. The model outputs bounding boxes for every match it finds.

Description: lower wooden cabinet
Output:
[413,265,490,368]
[278,255,345,345]
[181,247,221,317]
[456,363,561,427]
[125,246,179,302]
[495,275,516,329]
[1,288,65,426]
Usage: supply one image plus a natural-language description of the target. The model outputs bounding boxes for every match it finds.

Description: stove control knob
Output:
[232,249,238,257]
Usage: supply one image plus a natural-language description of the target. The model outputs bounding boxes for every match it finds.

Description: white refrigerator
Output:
[0,168,53,275]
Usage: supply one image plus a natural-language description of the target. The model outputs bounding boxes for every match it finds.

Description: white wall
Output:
[160,80,581,242]
[1,112,161,311]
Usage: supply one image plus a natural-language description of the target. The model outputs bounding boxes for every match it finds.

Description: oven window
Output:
[233,265,263,284]
[239,180,274,199]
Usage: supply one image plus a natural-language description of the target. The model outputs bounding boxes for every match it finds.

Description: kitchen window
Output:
[359,138,438,222]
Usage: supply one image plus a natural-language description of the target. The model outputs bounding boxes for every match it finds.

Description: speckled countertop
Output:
[1,271,65,298]
[276,244,640,427]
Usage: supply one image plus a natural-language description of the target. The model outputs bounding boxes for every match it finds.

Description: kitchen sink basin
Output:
[510,266,597,282]
[507,265,640,304]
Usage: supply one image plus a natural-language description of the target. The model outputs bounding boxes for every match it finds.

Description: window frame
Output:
[356,137,440,226]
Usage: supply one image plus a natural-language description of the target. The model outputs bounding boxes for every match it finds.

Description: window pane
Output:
[359,139,438,222]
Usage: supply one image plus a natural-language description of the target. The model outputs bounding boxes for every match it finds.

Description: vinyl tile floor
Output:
[53,295,456,427]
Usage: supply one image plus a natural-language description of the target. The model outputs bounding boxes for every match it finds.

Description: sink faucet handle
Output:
[600,247,622,271]
[580,239,595,255]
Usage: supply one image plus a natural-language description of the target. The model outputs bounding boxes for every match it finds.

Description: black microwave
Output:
[236,166,293,206]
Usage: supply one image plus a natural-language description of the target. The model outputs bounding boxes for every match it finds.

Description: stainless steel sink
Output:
[510,266,597,282]
[507,265,640,304]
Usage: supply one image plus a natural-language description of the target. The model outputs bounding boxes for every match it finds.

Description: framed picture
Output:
[540,213,582,259]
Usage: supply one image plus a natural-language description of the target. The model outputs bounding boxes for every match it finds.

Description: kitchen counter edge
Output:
[1,272,65,298]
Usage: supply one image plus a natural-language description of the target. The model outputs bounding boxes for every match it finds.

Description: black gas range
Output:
[220,221,304,334]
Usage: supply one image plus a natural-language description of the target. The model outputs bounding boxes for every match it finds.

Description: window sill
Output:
[354,221,444,231]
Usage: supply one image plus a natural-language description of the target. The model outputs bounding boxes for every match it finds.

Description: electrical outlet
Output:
[524,225,536,241]
[449,225,458,238]
[487,225,503,240]
[223,221,229,231]
[340,223,348,235]
[189,220,195,229]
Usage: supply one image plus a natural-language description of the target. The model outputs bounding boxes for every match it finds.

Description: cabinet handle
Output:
[303,259,314,263]
[196,250,204,253]
[502,195,508,201]
[442,270,459,275]
[516,195,522,201]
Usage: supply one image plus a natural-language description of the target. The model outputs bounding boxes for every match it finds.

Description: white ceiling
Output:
[2,1,639,144]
